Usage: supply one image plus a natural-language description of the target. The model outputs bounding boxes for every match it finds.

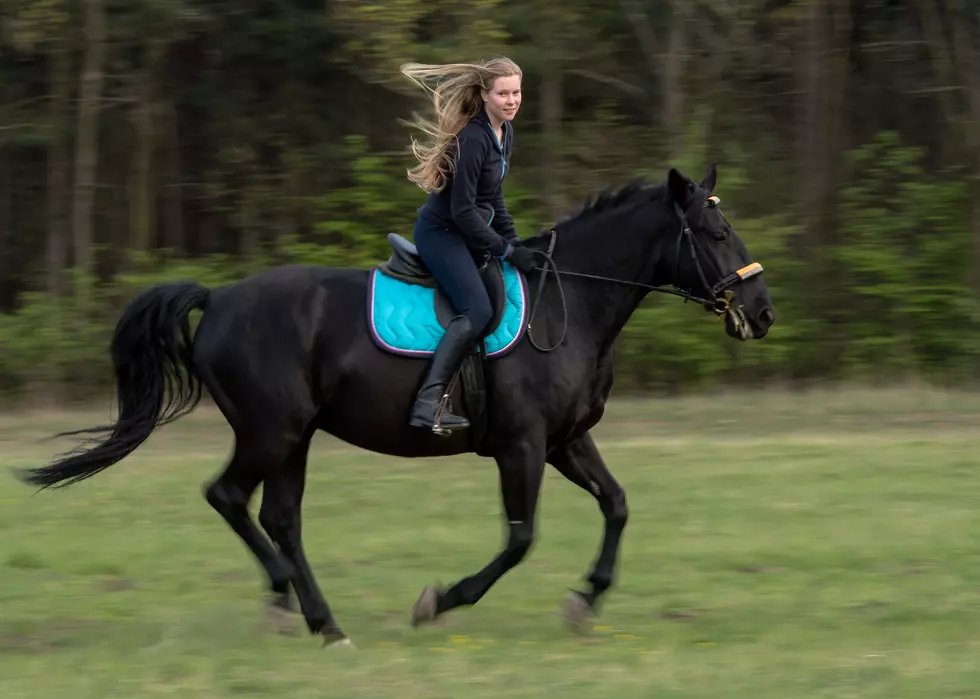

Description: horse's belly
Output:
[315,346,472,458]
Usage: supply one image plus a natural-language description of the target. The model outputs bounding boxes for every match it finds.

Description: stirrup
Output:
[431,391,469,436]
[409,356,469,436]
[432,393,452,436]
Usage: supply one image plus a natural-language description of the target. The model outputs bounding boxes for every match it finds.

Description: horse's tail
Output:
[19,282,210,490]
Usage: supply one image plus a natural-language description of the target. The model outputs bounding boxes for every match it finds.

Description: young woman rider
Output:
[400,57,537,434]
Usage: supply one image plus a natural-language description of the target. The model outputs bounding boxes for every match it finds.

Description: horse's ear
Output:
[667,167,694,208]
[701,161,717,194]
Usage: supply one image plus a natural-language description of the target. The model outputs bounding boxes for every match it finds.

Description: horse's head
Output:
[664,163,775,340]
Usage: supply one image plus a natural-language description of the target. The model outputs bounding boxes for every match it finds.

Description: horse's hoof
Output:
[562,590,595,635]
[411,584,441,627]
[266,593,300,635]
[270,590,295,611]
[324,635,356,650]
[321,627,354,649]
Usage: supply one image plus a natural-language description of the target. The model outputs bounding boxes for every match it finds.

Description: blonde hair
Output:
[400,57,522,193]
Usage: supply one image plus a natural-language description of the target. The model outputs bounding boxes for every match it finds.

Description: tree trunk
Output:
[947,0,980,147]
[130,40,163,253]
[795,0,849,253]
[277,161,297,256]
[617,0,660,127]
[47,43,71,296]
[540,56,564,222]
[796,0,825,250]
[198,198,219,255]
[794,0,849,375]
[0,149,10,310]
[662,3,687,159]
[823,0,853,344]
[240,171,260,260]
[812,0,851,239]
[618,0,688,159]
[947,0,980,291]
[71,0,106,285]
[161,98,184,252]
[911,0,961,132]
[910,0,980,290]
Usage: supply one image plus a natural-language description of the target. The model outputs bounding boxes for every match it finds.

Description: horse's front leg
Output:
[411,435,546,627]
[547,430,629,633]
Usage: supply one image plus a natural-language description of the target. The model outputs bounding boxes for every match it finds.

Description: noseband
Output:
[524,195,765,352]
[672,196,764,318]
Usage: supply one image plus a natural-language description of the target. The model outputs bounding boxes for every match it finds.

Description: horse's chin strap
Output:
[523,207,765,352]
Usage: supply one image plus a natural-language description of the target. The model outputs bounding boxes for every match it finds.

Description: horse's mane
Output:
[525,178,666,245]
[570,179,659,220]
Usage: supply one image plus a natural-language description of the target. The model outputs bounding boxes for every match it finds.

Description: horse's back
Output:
[209,264,365,301]
[191,265,370,422]
[200,263,363,338]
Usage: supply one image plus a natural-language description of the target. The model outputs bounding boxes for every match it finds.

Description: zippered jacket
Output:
[416,108,518,258]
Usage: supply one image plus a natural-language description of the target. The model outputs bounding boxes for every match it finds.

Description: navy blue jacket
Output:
[417,109,518,259]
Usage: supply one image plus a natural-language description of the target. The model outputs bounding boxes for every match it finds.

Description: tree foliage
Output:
[1,0,979,402]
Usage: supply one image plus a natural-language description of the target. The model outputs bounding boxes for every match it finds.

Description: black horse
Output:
[19,163,774,647]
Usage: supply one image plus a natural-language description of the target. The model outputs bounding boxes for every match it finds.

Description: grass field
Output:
[3,386,980,698]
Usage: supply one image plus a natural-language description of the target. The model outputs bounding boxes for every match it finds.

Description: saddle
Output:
[377,233,510,337]
[369,233,530,451]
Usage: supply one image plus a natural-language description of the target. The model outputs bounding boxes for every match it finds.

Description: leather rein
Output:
[522,196,765,352]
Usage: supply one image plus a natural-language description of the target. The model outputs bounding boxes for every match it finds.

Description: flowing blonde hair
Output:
[400,57,522,193]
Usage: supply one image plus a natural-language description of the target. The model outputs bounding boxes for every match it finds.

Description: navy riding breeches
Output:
[412,214,493,337]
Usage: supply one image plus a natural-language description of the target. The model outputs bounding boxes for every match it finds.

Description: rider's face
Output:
[483,75,522,124]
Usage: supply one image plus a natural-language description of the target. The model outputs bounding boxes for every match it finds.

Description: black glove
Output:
[504,244,537,273]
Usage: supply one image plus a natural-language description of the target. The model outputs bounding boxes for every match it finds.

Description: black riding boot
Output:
[409,314,474,434]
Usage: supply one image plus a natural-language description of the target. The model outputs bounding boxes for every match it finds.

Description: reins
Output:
[522,198,764,353]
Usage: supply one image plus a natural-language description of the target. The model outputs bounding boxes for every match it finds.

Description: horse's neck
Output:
[549,202,671,351]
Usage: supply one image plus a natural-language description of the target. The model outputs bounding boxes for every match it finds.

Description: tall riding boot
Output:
[409,314,474,434]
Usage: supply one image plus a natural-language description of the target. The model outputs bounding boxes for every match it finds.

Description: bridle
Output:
[523,194,765,352]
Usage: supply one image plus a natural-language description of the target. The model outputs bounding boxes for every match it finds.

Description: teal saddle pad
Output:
[367,263,529,358]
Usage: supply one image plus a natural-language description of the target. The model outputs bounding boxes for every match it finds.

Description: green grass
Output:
[2,386,980,697]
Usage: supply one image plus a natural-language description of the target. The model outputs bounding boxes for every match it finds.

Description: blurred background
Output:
[1,0,979,403]
[5,5,980,695]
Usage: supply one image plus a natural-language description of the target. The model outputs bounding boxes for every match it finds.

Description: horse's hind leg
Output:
[258,435,349,646]
[204,443,296,610]
[547,431,628,633]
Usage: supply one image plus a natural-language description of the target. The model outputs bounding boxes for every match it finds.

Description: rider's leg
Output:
[410,217,493,433]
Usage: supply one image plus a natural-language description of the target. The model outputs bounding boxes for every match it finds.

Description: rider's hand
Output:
[503,244,537,273]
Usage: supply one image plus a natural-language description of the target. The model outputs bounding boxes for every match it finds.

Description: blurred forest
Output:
[1,0,980,403]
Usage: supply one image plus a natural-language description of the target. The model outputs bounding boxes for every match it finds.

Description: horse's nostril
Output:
[758,308,775,326]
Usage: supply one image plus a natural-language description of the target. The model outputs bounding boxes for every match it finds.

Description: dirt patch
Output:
[660,608,700,622]
[215,570,252,582]
[0,634,64,654]
[899,561,940,575]
[0,619,122,654]
[736,565,781,575]
[99,576,136,592]
[6,552,45,570]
